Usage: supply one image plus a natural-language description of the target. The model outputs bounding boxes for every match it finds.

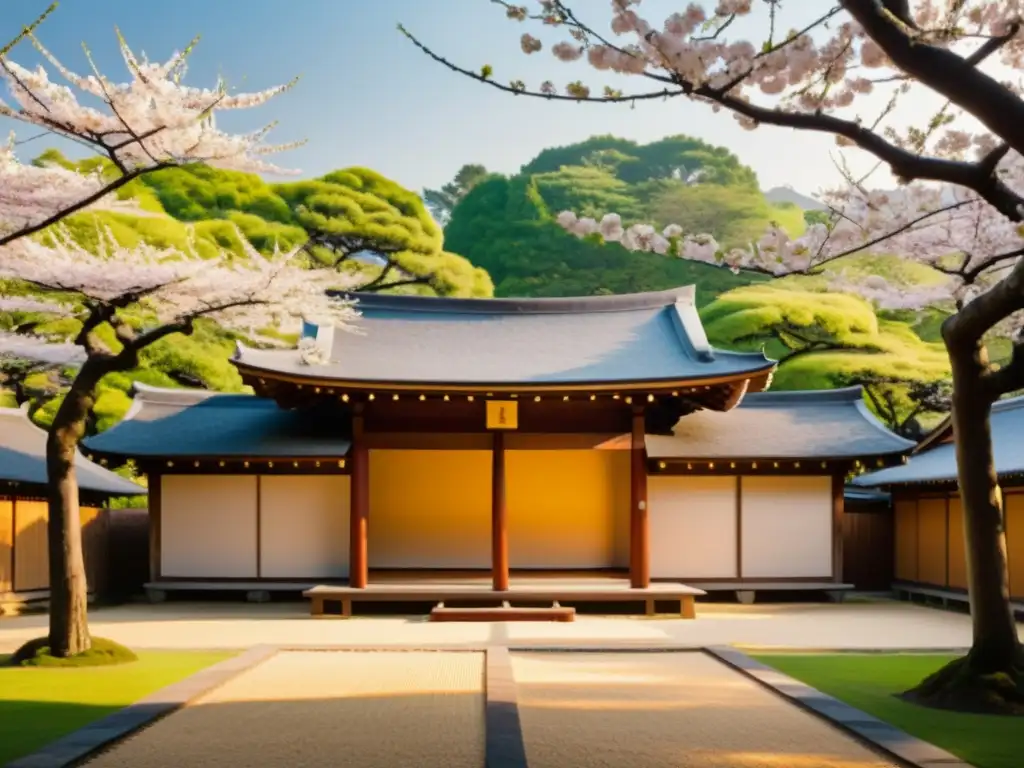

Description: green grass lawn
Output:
[0,650,234,764]
[752,653,1022,768]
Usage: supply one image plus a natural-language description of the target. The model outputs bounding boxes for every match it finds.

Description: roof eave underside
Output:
[231,359,777,391]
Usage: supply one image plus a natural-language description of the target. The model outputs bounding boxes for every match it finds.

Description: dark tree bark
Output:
[45,359,105,656]
[944,338,1019,670]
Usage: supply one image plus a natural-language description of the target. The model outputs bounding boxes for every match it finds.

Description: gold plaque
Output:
[486,400,518,430]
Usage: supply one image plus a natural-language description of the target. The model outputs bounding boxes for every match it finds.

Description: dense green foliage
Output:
[2,134,956,455]
[423,163,492,225]
[445,135,805,303]
[1,155,492,435]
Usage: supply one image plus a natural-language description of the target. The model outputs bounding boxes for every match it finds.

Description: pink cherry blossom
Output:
[0,30,301,176]
[0,223,360,368]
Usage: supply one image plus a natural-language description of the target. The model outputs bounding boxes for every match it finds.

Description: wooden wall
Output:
[893,489,1024,599]
[842,497,894,591]
[0,497,108,595]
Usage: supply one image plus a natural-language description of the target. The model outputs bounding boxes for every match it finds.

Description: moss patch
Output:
[8,637,139,668]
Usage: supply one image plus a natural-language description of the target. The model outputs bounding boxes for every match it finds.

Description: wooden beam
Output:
[149,473,162,582]
[491,431,509,591]
[832,473,845,583]
[736,476,743,579]
[349,407,369,589]
[630,406,650,588]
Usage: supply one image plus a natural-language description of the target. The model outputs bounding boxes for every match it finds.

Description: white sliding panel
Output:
[161,475,257,578]
[260,475,350,578]
[648,475,738,579]
[740,475,832,578]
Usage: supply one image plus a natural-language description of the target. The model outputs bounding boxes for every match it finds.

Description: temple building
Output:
[1,404,143,611]
[84,287,915,614]
[855,394,1024,604]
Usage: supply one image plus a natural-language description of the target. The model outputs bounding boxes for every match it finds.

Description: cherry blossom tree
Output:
[400,1,1024,710]
[0,20,300,245]
[1,226,357,657]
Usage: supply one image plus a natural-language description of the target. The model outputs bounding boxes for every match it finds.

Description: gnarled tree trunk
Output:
[946,338,1020,671]
[46,361,104,657]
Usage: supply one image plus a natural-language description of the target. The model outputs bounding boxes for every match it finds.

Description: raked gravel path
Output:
[84,651,486,768]
[512,651,899,768]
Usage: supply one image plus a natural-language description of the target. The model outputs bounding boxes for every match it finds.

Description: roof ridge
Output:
[324,286,698,316]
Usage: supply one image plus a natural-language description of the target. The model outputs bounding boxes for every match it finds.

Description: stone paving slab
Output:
[81,650,486,768]
[708,647,977,768]
[510,649,901,768]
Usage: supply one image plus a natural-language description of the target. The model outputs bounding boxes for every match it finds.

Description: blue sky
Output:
[1,0,897,197]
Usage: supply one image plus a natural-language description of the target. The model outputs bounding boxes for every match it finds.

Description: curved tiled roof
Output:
[84,383,353,460]
[0,405,144,497]
[645,386,916,460]
[232,286,775,388]
[855,394,1024,487]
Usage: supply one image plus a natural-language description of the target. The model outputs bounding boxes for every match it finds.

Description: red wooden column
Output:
[630,406,650,588]
[349,404,369,589]
[491,430,510,591]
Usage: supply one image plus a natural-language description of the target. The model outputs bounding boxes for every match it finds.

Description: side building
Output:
[1,404,144,610]
[84,288,914,606]
[854,394,1024,603]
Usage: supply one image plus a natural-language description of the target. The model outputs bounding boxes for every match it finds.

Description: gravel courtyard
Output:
[82,650,900,768]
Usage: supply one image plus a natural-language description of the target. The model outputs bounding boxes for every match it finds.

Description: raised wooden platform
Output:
[894,582,1024,617]
[683,581,855,605]
[303,576,704,619]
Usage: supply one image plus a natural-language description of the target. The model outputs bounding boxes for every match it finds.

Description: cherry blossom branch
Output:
[397,24,684,102]
[0,163,171,247]
[398,22,1024,221]
[841,0,1024,160]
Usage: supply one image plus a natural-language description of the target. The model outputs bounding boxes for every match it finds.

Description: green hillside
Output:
[0,157,493,430]
[441,135,952,428]
[1,135,955,443]
[444,135,805,304]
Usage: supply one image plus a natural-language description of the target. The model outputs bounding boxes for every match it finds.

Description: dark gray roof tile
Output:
[84,384,352,459]
[855,394,1024,487]
[646,386,915,460]
[0,405,144,497]
[233,287,774,387]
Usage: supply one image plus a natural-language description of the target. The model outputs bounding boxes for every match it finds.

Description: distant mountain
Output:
[763,186,827,211]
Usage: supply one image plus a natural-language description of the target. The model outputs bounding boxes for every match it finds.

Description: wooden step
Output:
[429,601,575,622]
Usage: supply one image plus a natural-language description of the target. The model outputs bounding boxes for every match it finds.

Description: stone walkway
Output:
[513,651,898,768]
[81,650,900,768]
[2,600,1013,653]
[85,651,486,768]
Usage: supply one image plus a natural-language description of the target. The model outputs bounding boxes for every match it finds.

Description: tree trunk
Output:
[946,336,1021,672]
[46,363,103,657]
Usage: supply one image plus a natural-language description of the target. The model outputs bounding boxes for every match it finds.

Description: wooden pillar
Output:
[349,406,369,589]
[148,472,162,582]
[832,472,845,582]
[491,431,509,591]
[630,406,650,588]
